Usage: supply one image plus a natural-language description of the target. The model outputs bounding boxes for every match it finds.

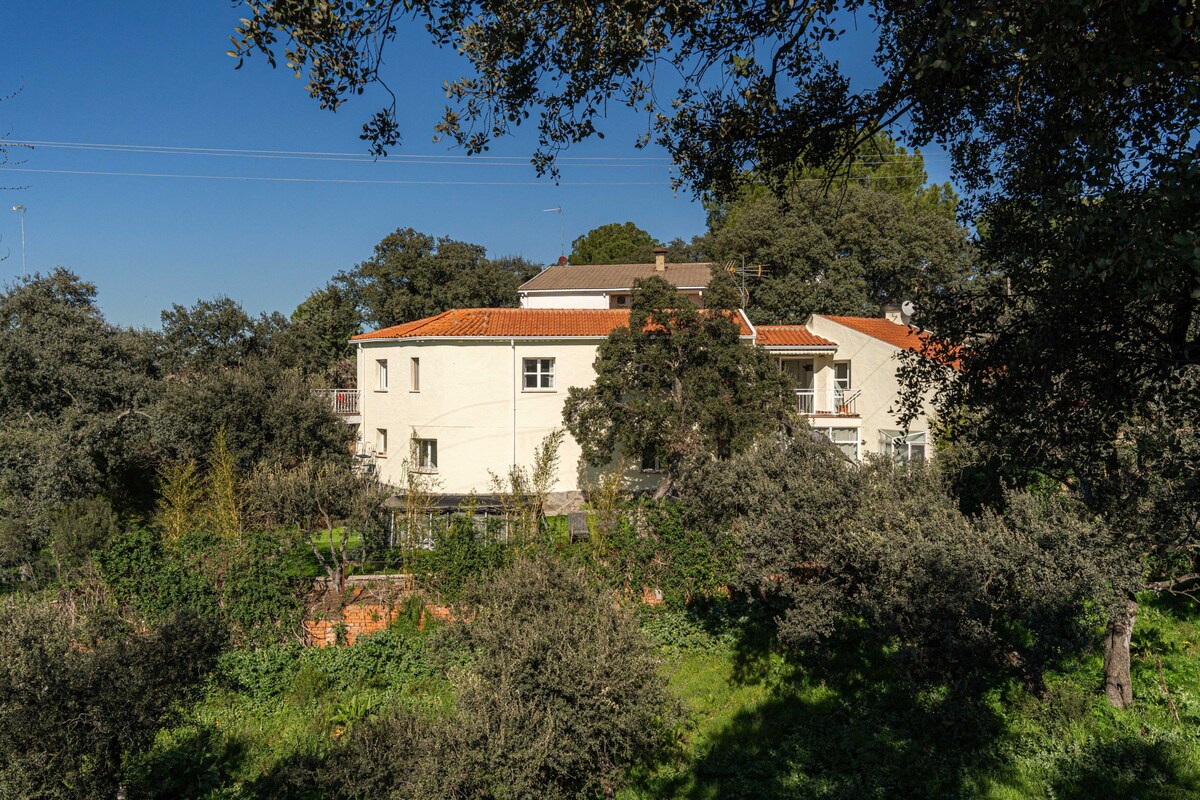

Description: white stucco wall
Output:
[806,316,935,457]
[519,291,611,309]
[356,337,614,496]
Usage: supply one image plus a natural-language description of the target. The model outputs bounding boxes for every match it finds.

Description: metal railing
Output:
[317,389,361,415]
[796,387,860,416]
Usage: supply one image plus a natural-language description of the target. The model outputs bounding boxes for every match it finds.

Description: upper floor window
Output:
[523,358,555,391]
[833,361,852,390]
[410,357,420,392]
[376,359,389,391]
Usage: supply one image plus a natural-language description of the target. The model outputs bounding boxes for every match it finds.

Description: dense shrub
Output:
[217,618,434,701]
[0,599,222,799]
[323,555,679,799]
[417,515,510,602]
[600,500,737,606]
[684,433,1122,693]
[99,527,307,646]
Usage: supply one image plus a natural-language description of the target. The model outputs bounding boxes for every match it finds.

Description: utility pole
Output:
[10,205,25,279]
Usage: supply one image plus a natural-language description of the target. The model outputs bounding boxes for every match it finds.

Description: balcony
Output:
[318,389,361,417]
[796,387,860,416]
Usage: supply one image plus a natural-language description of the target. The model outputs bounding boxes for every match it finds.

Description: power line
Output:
[7,138,674,165]
[0,166,671,187]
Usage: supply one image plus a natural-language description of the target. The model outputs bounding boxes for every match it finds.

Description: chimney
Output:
[652,246,667,272]
[882,301,915,326]
[557,255,568,266]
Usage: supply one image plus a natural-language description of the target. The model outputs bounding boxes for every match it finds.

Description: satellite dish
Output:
[900,300,916,318]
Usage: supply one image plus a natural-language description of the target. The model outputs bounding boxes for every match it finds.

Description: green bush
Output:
[418,514,510,602]
[98,527,307,646]
[321,555,679,799]
[599,500,737,607]
[0,599,222,799]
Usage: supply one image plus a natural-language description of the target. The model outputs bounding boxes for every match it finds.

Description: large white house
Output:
[334,262,946,506]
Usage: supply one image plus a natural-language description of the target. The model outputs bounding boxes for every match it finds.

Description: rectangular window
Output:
[833,361,852,390]
[376,359,389,391]
[375,428,388,456]
[821,427,859,461]
[410,357,420,392]
[413,438,438,472]
[640,447,662,473]
[879,430,927,465]
[523,357,556,390]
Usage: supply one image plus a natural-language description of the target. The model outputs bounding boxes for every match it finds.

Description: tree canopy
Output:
[569,222,662,265]
[563,270,793,493]
[339,227,539,328]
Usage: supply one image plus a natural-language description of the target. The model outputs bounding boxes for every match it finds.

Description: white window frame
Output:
[817,426,860,461]
[522,357,556,392]
[880,431,928,465]
[410,357,420,392]
[413,438,438,472]
[376,359,389,391]
[375,428,388,456]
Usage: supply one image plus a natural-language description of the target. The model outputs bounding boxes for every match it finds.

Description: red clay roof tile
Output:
[755,325,838,348]
[352,308,753,341]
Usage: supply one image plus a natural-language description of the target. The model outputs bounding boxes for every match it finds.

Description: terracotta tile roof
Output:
[519,262,714,292]
[353,307,754,341]
[756,325,838,348]
[820,316,961,369]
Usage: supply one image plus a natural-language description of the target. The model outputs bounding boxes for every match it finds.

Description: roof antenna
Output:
[543,207,564,260]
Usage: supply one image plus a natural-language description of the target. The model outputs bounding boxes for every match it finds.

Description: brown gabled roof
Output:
[820,316,962,369]
[353,307,754,341]
[518,262,714,292]
[756,325,838,348]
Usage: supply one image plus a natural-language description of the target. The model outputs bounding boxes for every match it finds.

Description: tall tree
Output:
[709,181,972,324]
[563,270,793,494]
[569,222,662,265]
[340,227,538,328]
[159,296,282,373]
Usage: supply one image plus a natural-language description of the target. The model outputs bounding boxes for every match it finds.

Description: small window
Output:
[640,447,663,473]
[376,359,389,391]
[881,430,927,465]
[410,357,420,392]
[375,428,388,456]
[413,438,438,472]
[523,358,555,390]
[833,361,852,390]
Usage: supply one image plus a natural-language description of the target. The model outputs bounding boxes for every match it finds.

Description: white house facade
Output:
[338,298,948,506]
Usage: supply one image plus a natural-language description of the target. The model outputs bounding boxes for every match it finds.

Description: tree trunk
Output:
[1104,598,1138,709]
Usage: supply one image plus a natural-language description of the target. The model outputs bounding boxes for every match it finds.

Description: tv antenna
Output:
[543,207,565,259]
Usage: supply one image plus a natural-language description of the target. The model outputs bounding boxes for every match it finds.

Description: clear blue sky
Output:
[0,2,953,327]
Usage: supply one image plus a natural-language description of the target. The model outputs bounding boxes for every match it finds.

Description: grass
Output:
[136,595,1200,799]
[626,597,1200,799]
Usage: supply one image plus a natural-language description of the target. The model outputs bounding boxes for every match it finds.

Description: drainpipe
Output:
[511,338,517,466]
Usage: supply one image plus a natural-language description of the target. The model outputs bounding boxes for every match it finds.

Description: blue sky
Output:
[0,2,953,327]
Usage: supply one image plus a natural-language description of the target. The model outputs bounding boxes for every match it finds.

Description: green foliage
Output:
[275,281,361,383]
[338,227,539,328]
[319,555,679,799]
[0,598,222,799]
[158,295,280,373]
[683,433,1122,693]
[599,500,737,607]
[708,180,972,324]
[205,427,242,538]
[564,271,794,490]
[569,221,662,265]
[417,515,510,603]
[98,527,305,647]
[0,270,158,528]
[216,622,433,701]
